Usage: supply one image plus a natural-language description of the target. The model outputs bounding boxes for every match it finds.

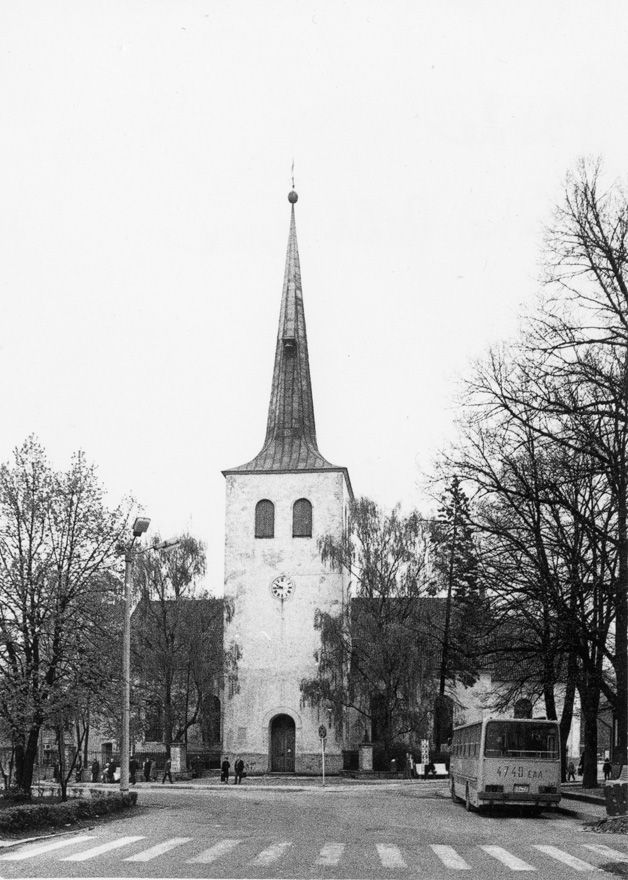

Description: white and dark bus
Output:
[449,717,561,812]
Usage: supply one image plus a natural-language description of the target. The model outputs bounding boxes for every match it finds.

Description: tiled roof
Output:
[224,195,351,489]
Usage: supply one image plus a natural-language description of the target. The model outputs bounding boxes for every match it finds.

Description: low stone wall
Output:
[30,784,123,800]
[227,752,343,776]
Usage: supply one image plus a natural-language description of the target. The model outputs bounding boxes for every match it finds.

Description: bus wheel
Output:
[465,785,474,812]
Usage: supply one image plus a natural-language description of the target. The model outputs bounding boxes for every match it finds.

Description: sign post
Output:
[319,725,327,787]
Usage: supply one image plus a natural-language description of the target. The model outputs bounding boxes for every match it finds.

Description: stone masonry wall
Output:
[223,470,350,772]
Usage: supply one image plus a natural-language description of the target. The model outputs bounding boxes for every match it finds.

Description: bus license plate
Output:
[514,784,529,793]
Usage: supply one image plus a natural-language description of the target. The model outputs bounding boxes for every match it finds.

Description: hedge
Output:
[0,791,138,833]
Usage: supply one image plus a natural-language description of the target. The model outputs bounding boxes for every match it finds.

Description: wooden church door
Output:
[270,714,296,772]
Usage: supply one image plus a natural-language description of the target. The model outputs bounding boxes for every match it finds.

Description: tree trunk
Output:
[580,678,600,789]
[13,737,25,790]
[615,461,628,770]
[559,655,578,782]
[18,725,41,793]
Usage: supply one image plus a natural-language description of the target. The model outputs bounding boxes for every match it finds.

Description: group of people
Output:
[566,755,614,782]
[83,756,164,784]
[221,756,245,784]
[53,754,249,786]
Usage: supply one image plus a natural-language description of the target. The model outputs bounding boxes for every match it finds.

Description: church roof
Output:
[223,191,352,494]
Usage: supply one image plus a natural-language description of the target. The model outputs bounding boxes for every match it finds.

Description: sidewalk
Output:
[557,782,608,822]
[53,776,614,821]
[63,775,443,794]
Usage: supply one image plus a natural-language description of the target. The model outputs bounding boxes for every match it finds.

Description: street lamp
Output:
[120,517,150,794]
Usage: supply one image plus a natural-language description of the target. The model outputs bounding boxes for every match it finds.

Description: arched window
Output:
[255,500,274,538]
[293,498,312,538]
[514,698,533,719]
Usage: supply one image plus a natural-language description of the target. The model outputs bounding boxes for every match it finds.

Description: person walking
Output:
[162,757,173,784]
[221,757,231,784]
[234,757,244,784]
[404,752,414,780]
[143,758,152,782]
[129,755,138,785]
[567,760,576,781]
[91,759,100,783]
[106,760,115,784]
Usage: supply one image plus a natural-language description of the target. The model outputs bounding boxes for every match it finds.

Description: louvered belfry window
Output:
[293,498,312,538]
[255,500,275,538]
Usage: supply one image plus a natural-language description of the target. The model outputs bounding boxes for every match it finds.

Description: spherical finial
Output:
[288,190,298,204]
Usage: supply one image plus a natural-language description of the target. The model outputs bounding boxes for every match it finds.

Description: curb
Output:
[560,790,606,807]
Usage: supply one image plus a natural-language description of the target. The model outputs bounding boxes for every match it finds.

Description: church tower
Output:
[222,189,353,773]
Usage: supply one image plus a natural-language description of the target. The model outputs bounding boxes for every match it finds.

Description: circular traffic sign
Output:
[318,724,327,739]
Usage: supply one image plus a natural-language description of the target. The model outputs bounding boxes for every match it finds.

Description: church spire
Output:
[225,190,347,477]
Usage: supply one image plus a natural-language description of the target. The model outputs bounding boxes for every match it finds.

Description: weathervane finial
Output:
[288,160,298,204]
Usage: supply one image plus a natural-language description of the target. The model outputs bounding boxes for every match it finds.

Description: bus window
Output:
[484,721,559,759]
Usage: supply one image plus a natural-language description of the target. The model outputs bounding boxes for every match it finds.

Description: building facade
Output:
[222,190,353,774]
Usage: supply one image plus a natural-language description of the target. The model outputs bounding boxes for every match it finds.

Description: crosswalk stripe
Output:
[61,835,145,861]
[583,844,628,862]
[533,845,599,871]
[187,839,241,864]
[6,833,617,872]
[480,845,536,871]
[124,837,192,862]
[376,843,406,868]
[430,845,471,870]
[251,841,292,866]
[0,835,97,861]
[316,843,345,866]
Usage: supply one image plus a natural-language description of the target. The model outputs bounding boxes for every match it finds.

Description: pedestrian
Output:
[603,759,612,782]
[129,755,138,785]
[566,760,575,782]
[234,757,245,784]
[221,756,231,784]
[577,753,584,776]
[162,757,173,784]
[75,753,83,782]
[143,758,152,782]
[107,760,115,784]
[404,752,414,780]
[91,759,100,783]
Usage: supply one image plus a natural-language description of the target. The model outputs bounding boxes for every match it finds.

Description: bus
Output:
[449,717,561,812]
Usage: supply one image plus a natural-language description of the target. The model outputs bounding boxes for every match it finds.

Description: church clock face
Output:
[271,575,295,600]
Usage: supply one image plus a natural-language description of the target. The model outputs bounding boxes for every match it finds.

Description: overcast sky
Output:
[2,1,628,590]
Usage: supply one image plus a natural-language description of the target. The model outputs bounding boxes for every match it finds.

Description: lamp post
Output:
[120,517,151,794]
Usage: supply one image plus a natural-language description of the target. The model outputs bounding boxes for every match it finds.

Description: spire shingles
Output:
[224,192,348,480]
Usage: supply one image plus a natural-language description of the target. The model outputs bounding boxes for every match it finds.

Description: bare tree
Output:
[0,437,133,791]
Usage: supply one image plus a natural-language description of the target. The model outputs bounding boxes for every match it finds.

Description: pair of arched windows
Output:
[255,498,312,539]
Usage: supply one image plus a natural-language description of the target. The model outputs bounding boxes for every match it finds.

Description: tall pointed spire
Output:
[225,190,346,476]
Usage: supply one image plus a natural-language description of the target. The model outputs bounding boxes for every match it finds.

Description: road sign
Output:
[318,725,327,739]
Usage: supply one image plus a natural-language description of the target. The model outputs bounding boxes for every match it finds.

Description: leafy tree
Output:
[0,437,132,790]
[131,535,236,754]
[429,476,483,750]
[301,497,445,762]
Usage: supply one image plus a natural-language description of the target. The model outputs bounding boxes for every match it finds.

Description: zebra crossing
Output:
[0,833,626,873]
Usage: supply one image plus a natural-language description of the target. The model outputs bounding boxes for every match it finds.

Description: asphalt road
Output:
[0,781,624,879]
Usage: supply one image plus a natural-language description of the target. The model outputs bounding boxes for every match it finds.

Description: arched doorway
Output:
[270,714,296,772]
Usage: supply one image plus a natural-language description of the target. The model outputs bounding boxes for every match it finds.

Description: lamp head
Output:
[132,517,151,537]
